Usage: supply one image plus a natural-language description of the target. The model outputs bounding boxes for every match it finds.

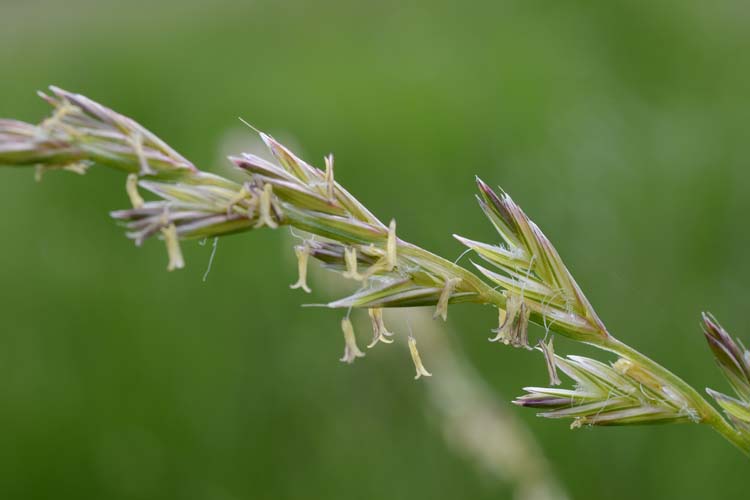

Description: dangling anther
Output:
[408,335,432,380]
[340,317,365,364]
[367,308,394,348]
[489,307,508,342]
[290,243,312,293]
[161,223,185,271]
[489,295,530,348]
[126,173,144,208]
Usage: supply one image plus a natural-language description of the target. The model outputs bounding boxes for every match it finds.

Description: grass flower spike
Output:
[2,87,750,457]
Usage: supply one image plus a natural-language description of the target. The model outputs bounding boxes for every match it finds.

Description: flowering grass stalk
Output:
[2,87,749,457]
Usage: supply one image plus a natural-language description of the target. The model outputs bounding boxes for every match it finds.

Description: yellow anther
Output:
[342,247,364,281]
[126,173,144,208]
[367,308,394,348]
[408,335,432,380]
[255,183,278,229]
[130,130,155,176]
[434,278,461,321]
[63,162,90,176]
[161,223,184,271]
[40,101,75,132]
[489,295,530,348]
[290,244,312,293]
[340,317,365,364]
[225,185,249,215]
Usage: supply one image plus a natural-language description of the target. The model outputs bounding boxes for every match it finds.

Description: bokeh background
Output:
[1,0,749,498]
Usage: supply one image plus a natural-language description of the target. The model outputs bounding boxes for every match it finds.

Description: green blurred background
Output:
[1,0,749,498]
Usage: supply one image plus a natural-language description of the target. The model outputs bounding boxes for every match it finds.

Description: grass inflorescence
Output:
[2,87,749,457]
